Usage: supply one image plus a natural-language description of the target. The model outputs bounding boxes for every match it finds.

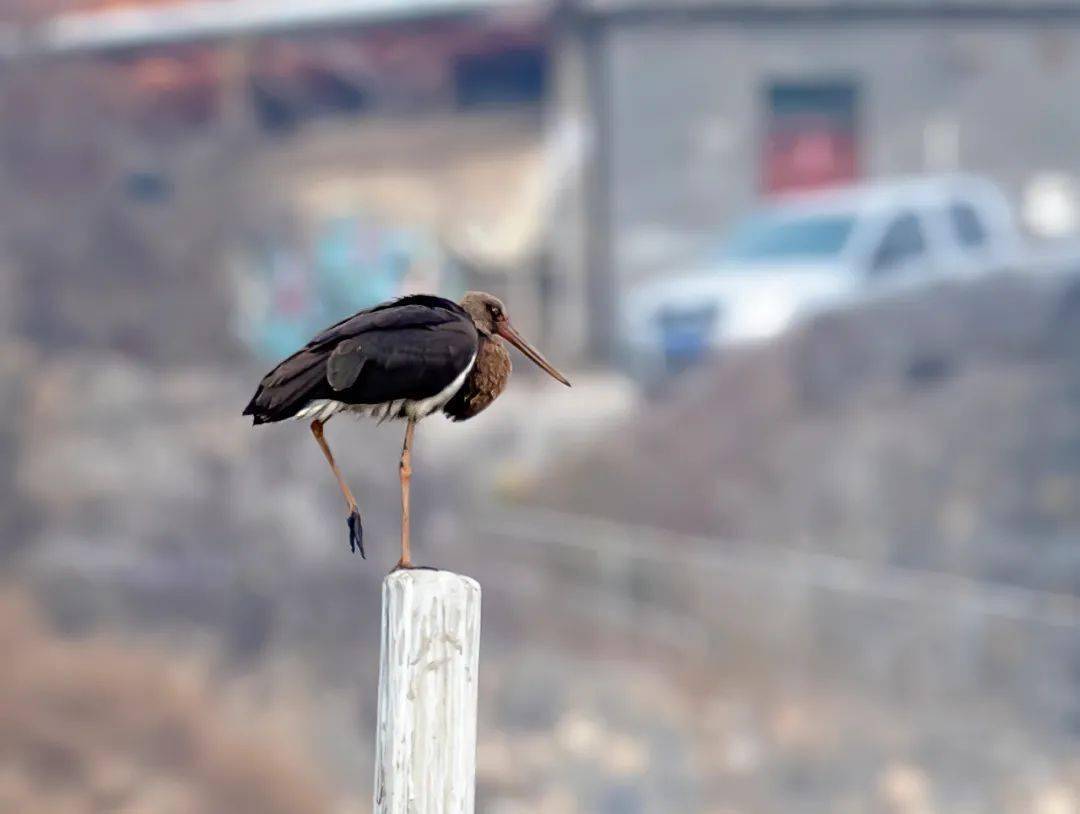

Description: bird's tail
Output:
[243,348,331,424]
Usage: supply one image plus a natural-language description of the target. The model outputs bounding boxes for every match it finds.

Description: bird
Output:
[243,292,570,567]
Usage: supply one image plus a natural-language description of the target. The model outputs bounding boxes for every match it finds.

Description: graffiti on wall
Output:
[235,212,454,360]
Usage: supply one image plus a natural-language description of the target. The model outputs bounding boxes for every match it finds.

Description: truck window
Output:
[949,201,988,248]
[871,212,926,275]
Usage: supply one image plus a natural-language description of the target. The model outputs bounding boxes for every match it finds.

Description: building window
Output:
[454,47,546,109]
[763,80,859,194]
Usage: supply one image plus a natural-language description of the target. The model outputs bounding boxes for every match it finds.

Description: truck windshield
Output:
[722,212,856,262]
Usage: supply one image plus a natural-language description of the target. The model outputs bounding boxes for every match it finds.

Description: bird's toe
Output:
[347,510,365,558]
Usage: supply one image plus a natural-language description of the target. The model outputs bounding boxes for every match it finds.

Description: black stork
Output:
[243,292,570,567]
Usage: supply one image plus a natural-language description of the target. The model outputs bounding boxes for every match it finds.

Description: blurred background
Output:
[0,0,1079,811]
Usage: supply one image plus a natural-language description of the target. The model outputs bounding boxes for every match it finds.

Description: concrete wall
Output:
[0,257,13,339]
[545,20,594,362]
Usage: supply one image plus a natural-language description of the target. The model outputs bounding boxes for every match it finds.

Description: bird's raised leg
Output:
[310,419,364,557]
[397,418,416,569]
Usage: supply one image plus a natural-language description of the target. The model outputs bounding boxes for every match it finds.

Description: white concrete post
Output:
[373,569,482,813]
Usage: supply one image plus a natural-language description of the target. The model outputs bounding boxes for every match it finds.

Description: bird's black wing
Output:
[243,296,478,424]
[322,313,478,403]
[308,294,466,346]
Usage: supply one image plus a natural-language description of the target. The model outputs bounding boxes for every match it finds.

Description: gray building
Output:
[557,0,1080,358]
[23,1,1080,364]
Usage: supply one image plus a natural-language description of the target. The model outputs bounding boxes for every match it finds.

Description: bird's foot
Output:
[347,509,365,558]
[391,560,438,572]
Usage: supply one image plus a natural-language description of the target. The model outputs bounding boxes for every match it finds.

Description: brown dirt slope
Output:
[0,592,334,814]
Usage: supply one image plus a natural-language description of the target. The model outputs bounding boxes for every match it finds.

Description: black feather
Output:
[243,295,478,424]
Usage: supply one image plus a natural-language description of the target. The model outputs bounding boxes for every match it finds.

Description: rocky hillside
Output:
[534,271,1080,595]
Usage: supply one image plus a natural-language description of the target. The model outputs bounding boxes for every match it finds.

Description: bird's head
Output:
[460,291,571,387]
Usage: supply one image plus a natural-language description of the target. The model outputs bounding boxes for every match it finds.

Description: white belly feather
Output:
[293,353,476,424]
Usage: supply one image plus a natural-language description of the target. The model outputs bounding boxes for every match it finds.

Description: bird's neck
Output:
[444,334,511,421]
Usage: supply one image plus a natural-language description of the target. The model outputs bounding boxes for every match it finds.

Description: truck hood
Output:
[625,262,855,344]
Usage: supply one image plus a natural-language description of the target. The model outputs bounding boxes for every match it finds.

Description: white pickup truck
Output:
[621,175,1022,381]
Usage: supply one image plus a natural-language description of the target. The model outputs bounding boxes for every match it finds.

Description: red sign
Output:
[764,121,857,194]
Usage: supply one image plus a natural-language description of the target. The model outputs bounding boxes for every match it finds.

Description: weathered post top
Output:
[374,569,482,814]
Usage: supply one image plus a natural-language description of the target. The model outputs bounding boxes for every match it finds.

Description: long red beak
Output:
[496,321,571,387]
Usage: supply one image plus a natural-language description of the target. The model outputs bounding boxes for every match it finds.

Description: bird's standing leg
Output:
[310,419,364,557]
[397,418,417,569]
